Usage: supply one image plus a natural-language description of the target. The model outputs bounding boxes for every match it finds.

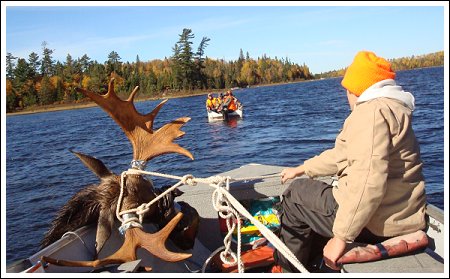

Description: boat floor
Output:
[11,163,444,273]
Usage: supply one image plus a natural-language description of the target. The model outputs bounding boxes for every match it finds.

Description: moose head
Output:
[40,79,198,269]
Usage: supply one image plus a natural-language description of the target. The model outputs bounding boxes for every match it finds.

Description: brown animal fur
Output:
[41,152,159,255]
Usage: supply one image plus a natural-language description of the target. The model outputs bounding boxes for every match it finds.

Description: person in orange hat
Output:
[272,51,426,272]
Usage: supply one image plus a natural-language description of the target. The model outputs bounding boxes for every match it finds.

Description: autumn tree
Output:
[13,58,38,107]
[6,79,17,112]
[38,75,56,105]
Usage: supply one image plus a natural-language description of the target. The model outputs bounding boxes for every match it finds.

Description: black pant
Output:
[274,178,389,272]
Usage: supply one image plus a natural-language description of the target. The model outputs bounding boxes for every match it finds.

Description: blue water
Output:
[5,66,445,265]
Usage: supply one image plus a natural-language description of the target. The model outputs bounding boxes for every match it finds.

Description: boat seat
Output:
[341,248,444,273]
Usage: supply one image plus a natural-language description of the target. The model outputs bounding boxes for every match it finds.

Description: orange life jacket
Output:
[228,97,237,111]
[224,96,237,110]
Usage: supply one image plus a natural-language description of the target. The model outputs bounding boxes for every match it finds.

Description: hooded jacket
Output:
[303,79,426,241]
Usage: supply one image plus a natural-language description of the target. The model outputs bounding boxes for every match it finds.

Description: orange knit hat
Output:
[341,51,396,96]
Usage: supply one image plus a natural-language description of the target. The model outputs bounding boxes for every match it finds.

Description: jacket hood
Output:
[356,79,415,111]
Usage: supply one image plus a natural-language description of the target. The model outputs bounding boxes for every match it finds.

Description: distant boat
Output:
[207,105,243,122]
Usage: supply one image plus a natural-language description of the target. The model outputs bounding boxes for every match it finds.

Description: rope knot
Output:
[181,174,197,186]
[135,203,149,219]
[208,175,226,185]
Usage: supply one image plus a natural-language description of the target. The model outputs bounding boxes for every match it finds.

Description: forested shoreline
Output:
[5,28,444,113]
[317,51,444,79]
[6,28,314,113]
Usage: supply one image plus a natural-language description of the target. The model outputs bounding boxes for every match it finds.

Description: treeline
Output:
[5,28,313,113]
[316,51,444,79]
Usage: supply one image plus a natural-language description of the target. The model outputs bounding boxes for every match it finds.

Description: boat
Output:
[207,106,243,122]
[6,163,444,274]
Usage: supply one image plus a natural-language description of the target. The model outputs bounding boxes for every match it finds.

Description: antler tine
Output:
[143,99,167,131]
[127,86,140,102]
[41,212,191,269]
[134,116,194,161]
[75,79,193,162]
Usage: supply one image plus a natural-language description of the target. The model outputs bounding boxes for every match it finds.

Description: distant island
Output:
[5,28,444,114]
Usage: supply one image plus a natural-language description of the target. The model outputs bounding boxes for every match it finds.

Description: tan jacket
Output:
[303,80,426,242]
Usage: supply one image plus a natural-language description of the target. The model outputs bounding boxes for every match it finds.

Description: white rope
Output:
[115,168,309,273]
[210,177,245,272]
[214,186,309,273]
[116,172,127,222]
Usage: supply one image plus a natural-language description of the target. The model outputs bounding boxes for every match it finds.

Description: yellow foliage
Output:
[6,80,13,95]
[110,72,124,87]
[72,73,81,83]
[49,76,61,88]
[82,76,91,88]
[35,80,41,92]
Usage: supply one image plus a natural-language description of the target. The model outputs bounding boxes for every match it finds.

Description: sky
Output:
[2,1,448,74]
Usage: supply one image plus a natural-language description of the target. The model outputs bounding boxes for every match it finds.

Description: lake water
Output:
[5,66,445,265]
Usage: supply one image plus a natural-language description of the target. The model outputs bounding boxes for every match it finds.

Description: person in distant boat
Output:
[222,90,238,113]
[272,51,426,272]
[205,93,216,112]
[213,93,223,112]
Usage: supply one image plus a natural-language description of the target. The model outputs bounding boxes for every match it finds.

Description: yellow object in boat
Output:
[238,214,280,234]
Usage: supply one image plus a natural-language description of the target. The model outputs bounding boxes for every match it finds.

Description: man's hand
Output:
[280,165,305,184]
[323,237,346,270]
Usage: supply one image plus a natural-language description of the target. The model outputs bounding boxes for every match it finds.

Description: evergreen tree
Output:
[63,53,74,82]
[177,28,195,90]
[171,43,182,89]
[14,58,38,107]
[40,41,54,76]
[14,58,32,83]
[239,49,245,62]
[106,51,122,75]
[78,54,92,73]
[6,52,17,79]
[237,48,245,75]
[88,62,108,93]
[195,36,210,88]
[28,52,40,78]
[135,55,141,73]
[196,36,210,61]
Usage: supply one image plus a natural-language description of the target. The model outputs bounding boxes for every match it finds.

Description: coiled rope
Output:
[115,168,309,273]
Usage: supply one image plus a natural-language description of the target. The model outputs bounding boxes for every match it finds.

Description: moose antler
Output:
[41,212,191,270]
[42,80,196,270]
[75,79,193,162]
